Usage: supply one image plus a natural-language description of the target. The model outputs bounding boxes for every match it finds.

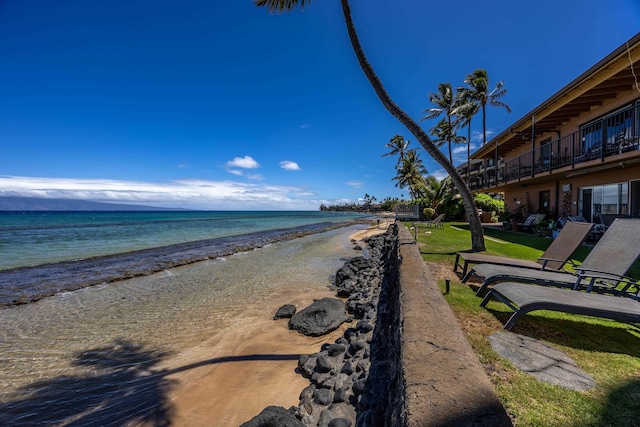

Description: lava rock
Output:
[240,406,304,427]
[274,304,297,320]
[289,298,348,337]
[313,388,334,405]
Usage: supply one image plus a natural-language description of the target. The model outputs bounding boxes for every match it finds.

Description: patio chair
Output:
[480,282,640,330]
[454,221,593,279]
[468,218,640,297]
[424,213,445,229]
[518,213,546,233]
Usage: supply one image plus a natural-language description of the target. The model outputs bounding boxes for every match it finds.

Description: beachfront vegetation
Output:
[456,86,481,176]
[255,0,486,251]
[392,150,428,200]
[461,69,512,146]
[420,82,465,164]
[473,193,505,216]
[412,222,640,426]
[320,195,400,213]
[428,120,466,165]
[382,135,414,165]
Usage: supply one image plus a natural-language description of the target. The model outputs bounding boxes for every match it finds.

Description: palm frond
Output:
[490,99,512,113]
[254,0,311,13]
[420,108,444,121]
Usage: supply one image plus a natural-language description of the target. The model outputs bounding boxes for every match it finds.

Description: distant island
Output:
[0,196,187,211]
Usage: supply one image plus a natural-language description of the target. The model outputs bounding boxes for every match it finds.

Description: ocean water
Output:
[0,210,366,270]
[0,222,371,425]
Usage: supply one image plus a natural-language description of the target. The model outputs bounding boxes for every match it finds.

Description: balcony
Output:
[464,103,640,191]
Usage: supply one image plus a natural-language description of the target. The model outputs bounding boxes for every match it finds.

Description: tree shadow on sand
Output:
[0,338,175,426]
[0,338,300,426]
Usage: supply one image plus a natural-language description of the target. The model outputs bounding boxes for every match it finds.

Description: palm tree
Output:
[255,0,486,251]
[429,119,466,164]
[463,69,511,146]
[392,150,427,201]
[420,82,464,165]
[454,90,481,184]
[382,135,413,165]
[422,175,452,213]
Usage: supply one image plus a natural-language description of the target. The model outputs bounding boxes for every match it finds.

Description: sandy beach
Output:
[0,218,393,426]
[157,220,391,426]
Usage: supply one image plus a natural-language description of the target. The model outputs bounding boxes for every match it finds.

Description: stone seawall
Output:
[394,224,511,426]
[243,223,511,426]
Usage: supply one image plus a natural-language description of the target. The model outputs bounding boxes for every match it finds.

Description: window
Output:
[580,104,636,155]
[580,121,602,155]
[579,182,628,221]
[604,107,634,143]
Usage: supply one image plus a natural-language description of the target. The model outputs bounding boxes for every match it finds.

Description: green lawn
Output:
[411,222,640,426]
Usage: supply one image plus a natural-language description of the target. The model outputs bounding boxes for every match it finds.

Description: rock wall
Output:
[242,223,511,427]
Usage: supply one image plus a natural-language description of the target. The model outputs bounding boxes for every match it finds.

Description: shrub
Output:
[474,193,504,215]
[423,207,435,219]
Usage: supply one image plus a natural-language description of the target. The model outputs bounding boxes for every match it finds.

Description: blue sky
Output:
[1,1,639,210]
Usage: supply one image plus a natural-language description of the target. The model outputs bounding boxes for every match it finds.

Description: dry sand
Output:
[155,219,393,426]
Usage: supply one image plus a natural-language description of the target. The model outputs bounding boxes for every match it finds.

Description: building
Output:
[459,32,640,225]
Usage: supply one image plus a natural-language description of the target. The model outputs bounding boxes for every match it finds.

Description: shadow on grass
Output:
[460,223,590,255]
[594,378,640,426]
[482,308,640,358]
[419,250,459,256]
[0,338,300,426]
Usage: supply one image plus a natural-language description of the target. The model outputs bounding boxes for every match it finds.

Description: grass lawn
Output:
[411,222,640,426]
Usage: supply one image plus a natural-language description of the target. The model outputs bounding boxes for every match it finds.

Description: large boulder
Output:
[288,298,348,336]
[240,406,303,427]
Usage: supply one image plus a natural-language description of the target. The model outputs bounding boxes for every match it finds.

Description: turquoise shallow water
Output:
[0,223,369,425]
[0,210,366,270]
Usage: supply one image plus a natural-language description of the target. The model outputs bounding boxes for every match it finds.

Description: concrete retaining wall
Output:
[394,224,512,426]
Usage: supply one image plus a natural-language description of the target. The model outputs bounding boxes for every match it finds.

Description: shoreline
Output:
[163,220,392,426]
[0,218,384,307]
[0,218,393,426]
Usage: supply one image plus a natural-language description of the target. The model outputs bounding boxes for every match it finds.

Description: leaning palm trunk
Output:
[340,0,484,251]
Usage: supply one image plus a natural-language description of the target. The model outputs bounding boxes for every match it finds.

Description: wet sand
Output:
[157,220,391,426]
[0,218,392,427]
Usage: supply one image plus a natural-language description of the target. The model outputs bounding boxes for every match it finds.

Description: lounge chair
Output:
[424,213,445,229]
[518,213,546,233]
[454,221,593,280]
[480,282,640,330]
[468,218,640,297]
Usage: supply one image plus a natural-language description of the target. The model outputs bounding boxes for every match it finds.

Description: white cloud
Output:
[346,180,363,188]
[225,156,260,169]
[453,144,475,155]
[431,170,449,182]
[300,124,310,129]
[0,175,324,210]
[447,142,482,167]
[227,169,244,176]
[280,161,301,171]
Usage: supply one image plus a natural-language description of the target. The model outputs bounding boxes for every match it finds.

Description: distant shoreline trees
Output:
[319,195,399,213]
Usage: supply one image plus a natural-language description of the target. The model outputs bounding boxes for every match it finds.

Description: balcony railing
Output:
[465,103,640,191]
